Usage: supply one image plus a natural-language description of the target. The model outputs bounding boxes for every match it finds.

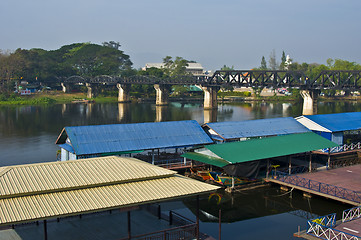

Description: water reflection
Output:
[0,101,361,167]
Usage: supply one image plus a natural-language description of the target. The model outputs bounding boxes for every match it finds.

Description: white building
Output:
[143,62,211,76]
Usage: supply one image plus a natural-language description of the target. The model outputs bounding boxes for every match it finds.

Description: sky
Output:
[1,0,361,71]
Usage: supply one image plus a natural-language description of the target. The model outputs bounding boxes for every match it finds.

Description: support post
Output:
[127,211,131,240]
[266,159,269,179]
[327,148,331,169]
[309,152,312,172]
[154,84,169,106]
[152,149,155,165]
[169,211,173,225]
[201,86,220,110]
[43,220,48,240]
[117,83,131,102]
[196,195,200,240]
[219,209,222,240]
[158,205,161,219]
[288,156,292,175]
[300,90,319,115]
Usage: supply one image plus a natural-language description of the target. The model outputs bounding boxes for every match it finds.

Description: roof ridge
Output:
[0,167,11,178]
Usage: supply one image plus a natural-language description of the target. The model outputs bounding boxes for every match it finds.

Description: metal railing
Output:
[343,206,361,223]
[306,214,360,240]
[307,222,359,240]
[322,142,361,153]
[120,223,197,240]
[273,171,361,204]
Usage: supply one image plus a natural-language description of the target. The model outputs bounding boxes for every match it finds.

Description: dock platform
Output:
[294,206,361,240]
[267,164,361,206]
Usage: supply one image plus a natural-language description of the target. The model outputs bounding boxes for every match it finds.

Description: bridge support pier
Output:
[86,83,96,99]
[300,90,319,115]
[201,86,220,109]
[61,83,72,93]
[117,83,131,103]
[154,84,169,106]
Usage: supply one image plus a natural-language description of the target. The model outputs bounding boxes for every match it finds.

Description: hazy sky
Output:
[1,0,361,70]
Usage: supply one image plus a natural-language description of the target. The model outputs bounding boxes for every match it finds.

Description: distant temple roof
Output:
[296,112,361,133]
[56,120,213,156]
[0,156,219,226]
[203,117,310,141]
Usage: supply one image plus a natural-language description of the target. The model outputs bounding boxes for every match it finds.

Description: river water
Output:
[0,100,360,239]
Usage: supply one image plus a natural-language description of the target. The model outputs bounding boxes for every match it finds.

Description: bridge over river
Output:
[56,70,361,115]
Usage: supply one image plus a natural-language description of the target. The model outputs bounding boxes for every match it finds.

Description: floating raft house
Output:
[296,111,361,145]
[182,132,338,178]
[0,156,219,231]
[56,120,214,161]
[203,117,310,142]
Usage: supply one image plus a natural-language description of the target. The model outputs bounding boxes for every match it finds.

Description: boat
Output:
[208,172,249,187]
[72,99,95,104]
[190,168,211,181]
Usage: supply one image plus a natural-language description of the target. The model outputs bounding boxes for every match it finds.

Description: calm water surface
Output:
[0,100,360,239]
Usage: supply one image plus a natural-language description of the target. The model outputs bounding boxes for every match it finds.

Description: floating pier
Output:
[267,164,361,206]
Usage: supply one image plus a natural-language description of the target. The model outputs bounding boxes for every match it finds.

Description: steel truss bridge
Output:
[56,70,361,90]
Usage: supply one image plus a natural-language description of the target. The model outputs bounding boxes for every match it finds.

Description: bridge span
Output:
[57,70,361,115]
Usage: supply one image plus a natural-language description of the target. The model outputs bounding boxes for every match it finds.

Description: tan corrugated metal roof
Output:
[0,156,219,226]
[0,156,176,198]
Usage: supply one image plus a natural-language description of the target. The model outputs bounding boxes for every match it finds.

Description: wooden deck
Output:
[267,164,361,206]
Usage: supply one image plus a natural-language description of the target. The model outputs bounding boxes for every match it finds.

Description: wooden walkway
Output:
[267,164,361,206]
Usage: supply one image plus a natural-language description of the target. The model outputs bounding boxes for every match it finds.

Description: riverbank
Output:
[0,91,360,105]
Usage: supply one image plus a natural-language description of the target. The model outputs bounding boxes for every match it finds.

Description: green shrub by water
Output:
[218,91,252,97]
[0,94,56,105]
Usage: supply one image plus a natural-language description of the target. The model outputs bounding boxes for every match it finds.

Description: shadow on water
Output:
[181,185,351,240]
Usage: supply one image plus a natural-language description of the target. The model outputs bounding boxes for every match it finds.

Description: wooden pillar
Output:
[309,152,312,172]
[196,195,200,240]
[43,220,48,240]
[288,156,292,175]
[158,205,161,219]
[266,159,270,178]
[127,211,131,239]
[219,209,222,240]
[327,148,331,169]
[152,149,155,165]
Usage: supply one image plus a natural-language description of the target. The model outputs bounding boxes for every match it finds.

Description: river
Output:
[0,100,360,239]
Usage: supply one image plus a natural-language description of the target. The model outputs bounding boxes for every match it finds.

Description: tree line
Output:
[0,41,197,93]
[1,42,361,94]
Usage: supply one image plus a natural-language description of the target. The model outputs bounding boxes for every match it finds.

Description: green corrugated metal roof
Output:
[181,152,229,168]
[206,132,338,164]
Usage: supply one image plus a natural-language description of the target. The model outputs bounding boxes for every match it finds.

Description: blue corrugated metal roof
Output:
[304,112,361,132]
[205,117,310,140]
[57,120,213,156]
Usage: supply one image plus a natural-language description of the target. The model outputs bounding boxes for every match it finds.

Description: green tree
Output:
[162,56,189,77]
[280,51,286,70]
[260,56,267,70]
